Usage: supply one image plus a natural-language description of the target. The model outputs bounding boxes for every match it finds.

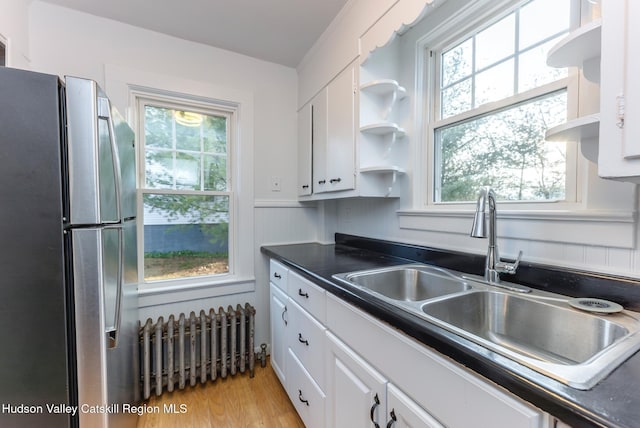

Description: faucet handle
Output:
[497,250,523,275]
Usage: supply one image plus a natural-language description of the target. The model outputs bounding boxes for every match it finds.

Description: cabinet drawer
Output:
[270,259,288,291]
[288,270,326,323]
[287,349,326,428]
[288,299,327,391]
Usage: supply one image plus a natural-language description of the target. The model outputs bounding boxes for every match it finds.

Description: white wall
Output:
[0,0,32,68]
[28,1,300,202]
[25,1,319,348]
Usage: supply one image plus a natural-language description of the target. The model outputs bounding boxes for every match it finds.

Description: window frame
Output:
[133,90,240,290]
[423,0,582,210]
[396,0,635,250]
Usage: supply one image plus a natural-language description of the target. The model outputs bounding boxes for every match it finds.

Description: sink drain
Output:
[569,298,623,314]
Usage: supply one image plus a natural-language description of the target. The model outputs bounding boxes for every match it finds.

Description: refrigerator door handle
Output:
[98,96,123,223]
[106,226,124,349]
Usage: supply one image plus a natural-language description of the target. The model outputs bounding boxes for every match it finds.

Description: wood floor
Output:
[137,360,305,428]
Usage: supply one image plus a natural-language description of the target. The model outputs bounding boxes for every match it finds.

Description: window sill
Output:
[397,208,637,249]
[138,276,255,308]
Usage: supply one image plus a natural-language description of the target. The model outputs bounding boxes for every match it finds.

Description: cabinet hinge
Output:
[617,94,625,129]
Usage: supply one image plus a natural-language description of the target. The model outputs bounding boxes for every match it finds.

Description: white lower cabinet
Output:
[326,331,443,428]
[288,348,326,428]
[288,298,327,391]
[270,259,553,428]
[386,383,444,428]
[269,282,288,384]
[326,332,387,428]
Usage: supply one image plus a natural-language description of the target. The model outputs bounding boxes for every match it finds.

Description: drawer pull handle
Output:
[386,409,397,428]
[298,289,309,299]
[302,184,309,189]
[330,177,342,183]
[273,272,282,279]
[282,306,288,326]
[370,393,381,428]
[298,389,309,406]
[298,333,309,346]
[318,180,326,185]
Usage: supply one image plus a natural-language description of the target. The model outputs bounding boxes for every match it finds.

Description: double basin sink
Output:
[332,264,640,390]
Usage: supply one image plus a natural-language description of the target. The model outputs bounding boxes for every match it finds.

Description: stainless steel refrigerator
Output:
[0,67,139,428]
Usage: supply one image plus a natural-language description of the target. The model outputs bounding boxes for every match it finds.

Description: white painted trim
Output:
[104,64,255,299]
[254,199,318,208]
[138,278,255,308]
[398,208,637,248]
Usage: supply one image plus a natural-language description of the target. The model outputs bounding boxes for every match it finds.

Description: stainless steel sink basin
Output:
[334,264,471,301]
[422,291,629,365]
[332,264,640,390]
[419,290,640,389]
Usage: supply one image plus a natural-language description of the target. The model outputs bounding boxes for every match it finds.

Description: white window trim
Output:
[104,64,255,304]
[402,0,637,249]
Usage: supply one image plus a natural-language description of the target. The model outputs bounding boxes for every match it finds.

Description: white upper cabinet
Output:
[297,103,313,196]
[298,62,357,199]
[598,0,640,181]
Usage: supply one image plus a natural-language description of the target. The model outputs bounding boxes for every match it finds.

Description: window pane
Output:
[475,14,515,70]
[143,194,229,281]
[203,115,227,153]
[518,37,568,92]
[145,106,173,149]
[441,78,472,119]
[435,91,567,202]
[175,114,201,151]
[204,154,227,191]
[145,149,174,188]
[442,39,472,87]
[175,152,200,190]
[475,59,514,107]
[519,0,571,50]
[1,41,6,66]
[144,105,229,191]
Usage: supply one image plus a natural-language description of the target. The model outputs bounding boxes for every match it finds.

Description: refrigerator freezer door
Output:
[65,77,121,226]
[71,226,129,428]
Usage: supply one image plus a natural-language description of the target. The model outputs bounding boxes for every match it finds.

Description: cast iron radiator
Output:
[140,303,256,399]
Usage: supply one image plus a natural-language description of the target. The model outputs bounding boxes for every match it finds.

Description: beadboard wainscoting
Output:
[333,197,640,279]
[254,201,321,348]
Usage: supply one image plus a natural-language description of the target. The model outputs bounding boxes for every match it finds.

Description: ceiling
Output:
[40,0,350,68]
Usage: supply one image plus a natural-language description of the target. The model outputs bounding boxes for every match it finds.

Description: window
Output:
[430,0,576,203]
[0,38,6,66]
[137,97,234,283]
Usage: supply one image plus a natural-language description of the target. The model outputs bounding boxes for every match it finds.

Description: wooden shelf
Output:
[547,19,601,82]
[360,122,406,137]
[545,114,600,142]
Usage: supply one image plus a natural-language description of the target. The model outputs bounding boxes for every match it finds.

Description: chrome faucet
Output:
[470,187,525,289]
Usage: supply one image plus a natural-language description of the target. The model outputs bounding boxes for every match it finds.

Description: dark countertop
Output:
[262,237,640,428]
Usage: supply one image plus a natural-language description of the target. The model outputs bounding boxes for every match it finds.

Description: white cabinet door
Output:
[298,102,313,196]
[325,62,356,192]
[326,332,388,428]
[269,282,289,385]
[308,62,357,196]
[386,383,444,428]
[312,87,329,193]
[599,0,640,180]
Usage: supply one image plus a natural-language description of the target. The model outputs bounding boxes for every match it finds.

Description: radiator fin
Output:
[140,303,256,399]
